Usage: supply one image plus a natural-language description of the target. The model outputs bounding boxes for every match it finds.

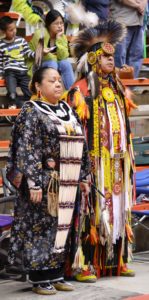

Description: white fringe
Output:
[115,100,126,153]
[59,186,77,204]
[54,230,68,250]
[100,158,105,211]
[60,140,84,159]
[112,193,122,243]
[106,105,114,157]
[58,208,75,225]
[124,154,130,211]
[60,163,81,181]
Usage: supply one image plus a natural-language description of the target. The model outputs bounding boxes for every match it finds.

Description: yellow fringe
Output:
[125,98,138,116]
[72,245,85,270]
[125,223,134,244]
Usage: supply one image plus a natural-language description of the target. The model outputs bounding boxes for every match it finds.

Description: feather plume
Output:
[72,20,127,59]
[125,224,134,244]
[34,24,44,70]
[87,71,99,99]
[34,37,44,70]
[75,96,90,120]
[125,97,138,116]
[90,225,99,245]
[101,208,110,237]
[77,53,88,73]
[65,3,98,27]
[83,11,98,28]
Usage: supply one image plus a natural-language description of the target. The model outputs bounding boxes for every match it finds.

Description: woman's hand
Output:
[30,188,42,203]
[43,48,51,54]
[79,181,90,196]
[56,27,64,39]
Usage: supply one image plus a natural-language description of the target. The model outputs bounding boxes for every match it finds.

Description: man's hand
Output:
[122,0,147,14]
[79,181,90,196]
[137,0,147,15]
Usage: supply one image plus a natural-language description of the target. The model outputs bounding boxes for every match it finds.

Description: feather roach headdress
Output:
[71,20,127,98]
[71,20,127,60]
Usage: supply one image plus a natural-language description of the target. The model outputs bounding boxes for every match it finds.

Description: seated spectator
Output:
[0,16,34,108]
[12,0,43,25]
[29,10,75,90]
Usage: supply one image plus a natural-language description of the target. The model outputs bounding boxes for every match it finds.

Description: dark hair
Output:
[0,16,14,31]
[30,67,56,94]
[45,9,64,29]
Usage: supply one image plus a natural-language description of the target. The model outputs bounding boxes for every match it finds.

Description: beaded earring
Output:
[38,90,41,99]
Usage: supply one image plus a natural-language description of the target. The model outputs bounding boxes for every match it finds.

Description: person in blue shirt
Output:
[81,0,110,21]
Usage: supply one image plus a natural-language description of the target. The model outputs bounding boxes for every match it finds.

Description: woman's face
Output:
[48,16,64,37]
[36,68,63,104]
[99,53,115,76]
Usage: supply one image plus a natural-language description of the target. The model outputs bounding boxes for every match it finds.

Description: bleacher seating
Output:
[0,79,6,87]
[0,12,20,19]
[0,110,20,158]
[121,78,149,86]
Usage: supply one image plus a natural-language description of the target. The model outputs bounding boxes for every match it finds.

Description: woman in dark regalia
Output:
[6,67,90,295]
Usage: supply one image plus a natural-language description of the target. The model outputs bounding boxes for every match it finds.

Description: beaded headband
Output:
[87,42,115,65]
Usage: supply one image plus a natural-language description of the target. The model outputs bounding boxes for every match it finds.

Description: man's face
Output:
[99,53,115,75]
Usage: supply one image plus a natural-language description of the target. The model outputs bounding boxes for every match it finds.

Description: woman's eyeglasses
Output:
[52,22,64,27]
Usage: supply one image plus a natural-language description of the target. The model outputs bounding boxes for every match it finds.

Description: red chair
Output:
[132,203,149,231]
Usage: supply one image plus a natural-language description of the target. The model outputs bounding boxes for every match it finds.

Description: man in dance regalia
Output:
[66,20,136,279]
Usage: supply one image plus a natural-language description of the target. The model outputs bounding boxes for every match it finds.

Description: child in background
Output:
[0,16,35,108]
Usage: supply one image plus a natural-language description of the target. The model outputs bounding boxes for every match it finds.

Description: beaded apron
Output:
[90,84,132,259]
[31,100,84,253]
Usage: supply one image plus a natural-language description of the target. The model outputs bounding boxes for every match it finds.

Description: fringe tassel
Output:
[72,245,85,270]
[125,223,134,244]
[54,230,68,251]
[59,186,77,204]
[115,99,126,152]
[90,225,99,245]
[60,140,84,159]
[93,244,100,278]
[60,163,81,181]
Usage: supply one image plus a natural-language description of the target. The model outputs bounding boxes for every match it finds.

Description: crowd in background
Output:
[0,0,148,296]
[0,0,149,108]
